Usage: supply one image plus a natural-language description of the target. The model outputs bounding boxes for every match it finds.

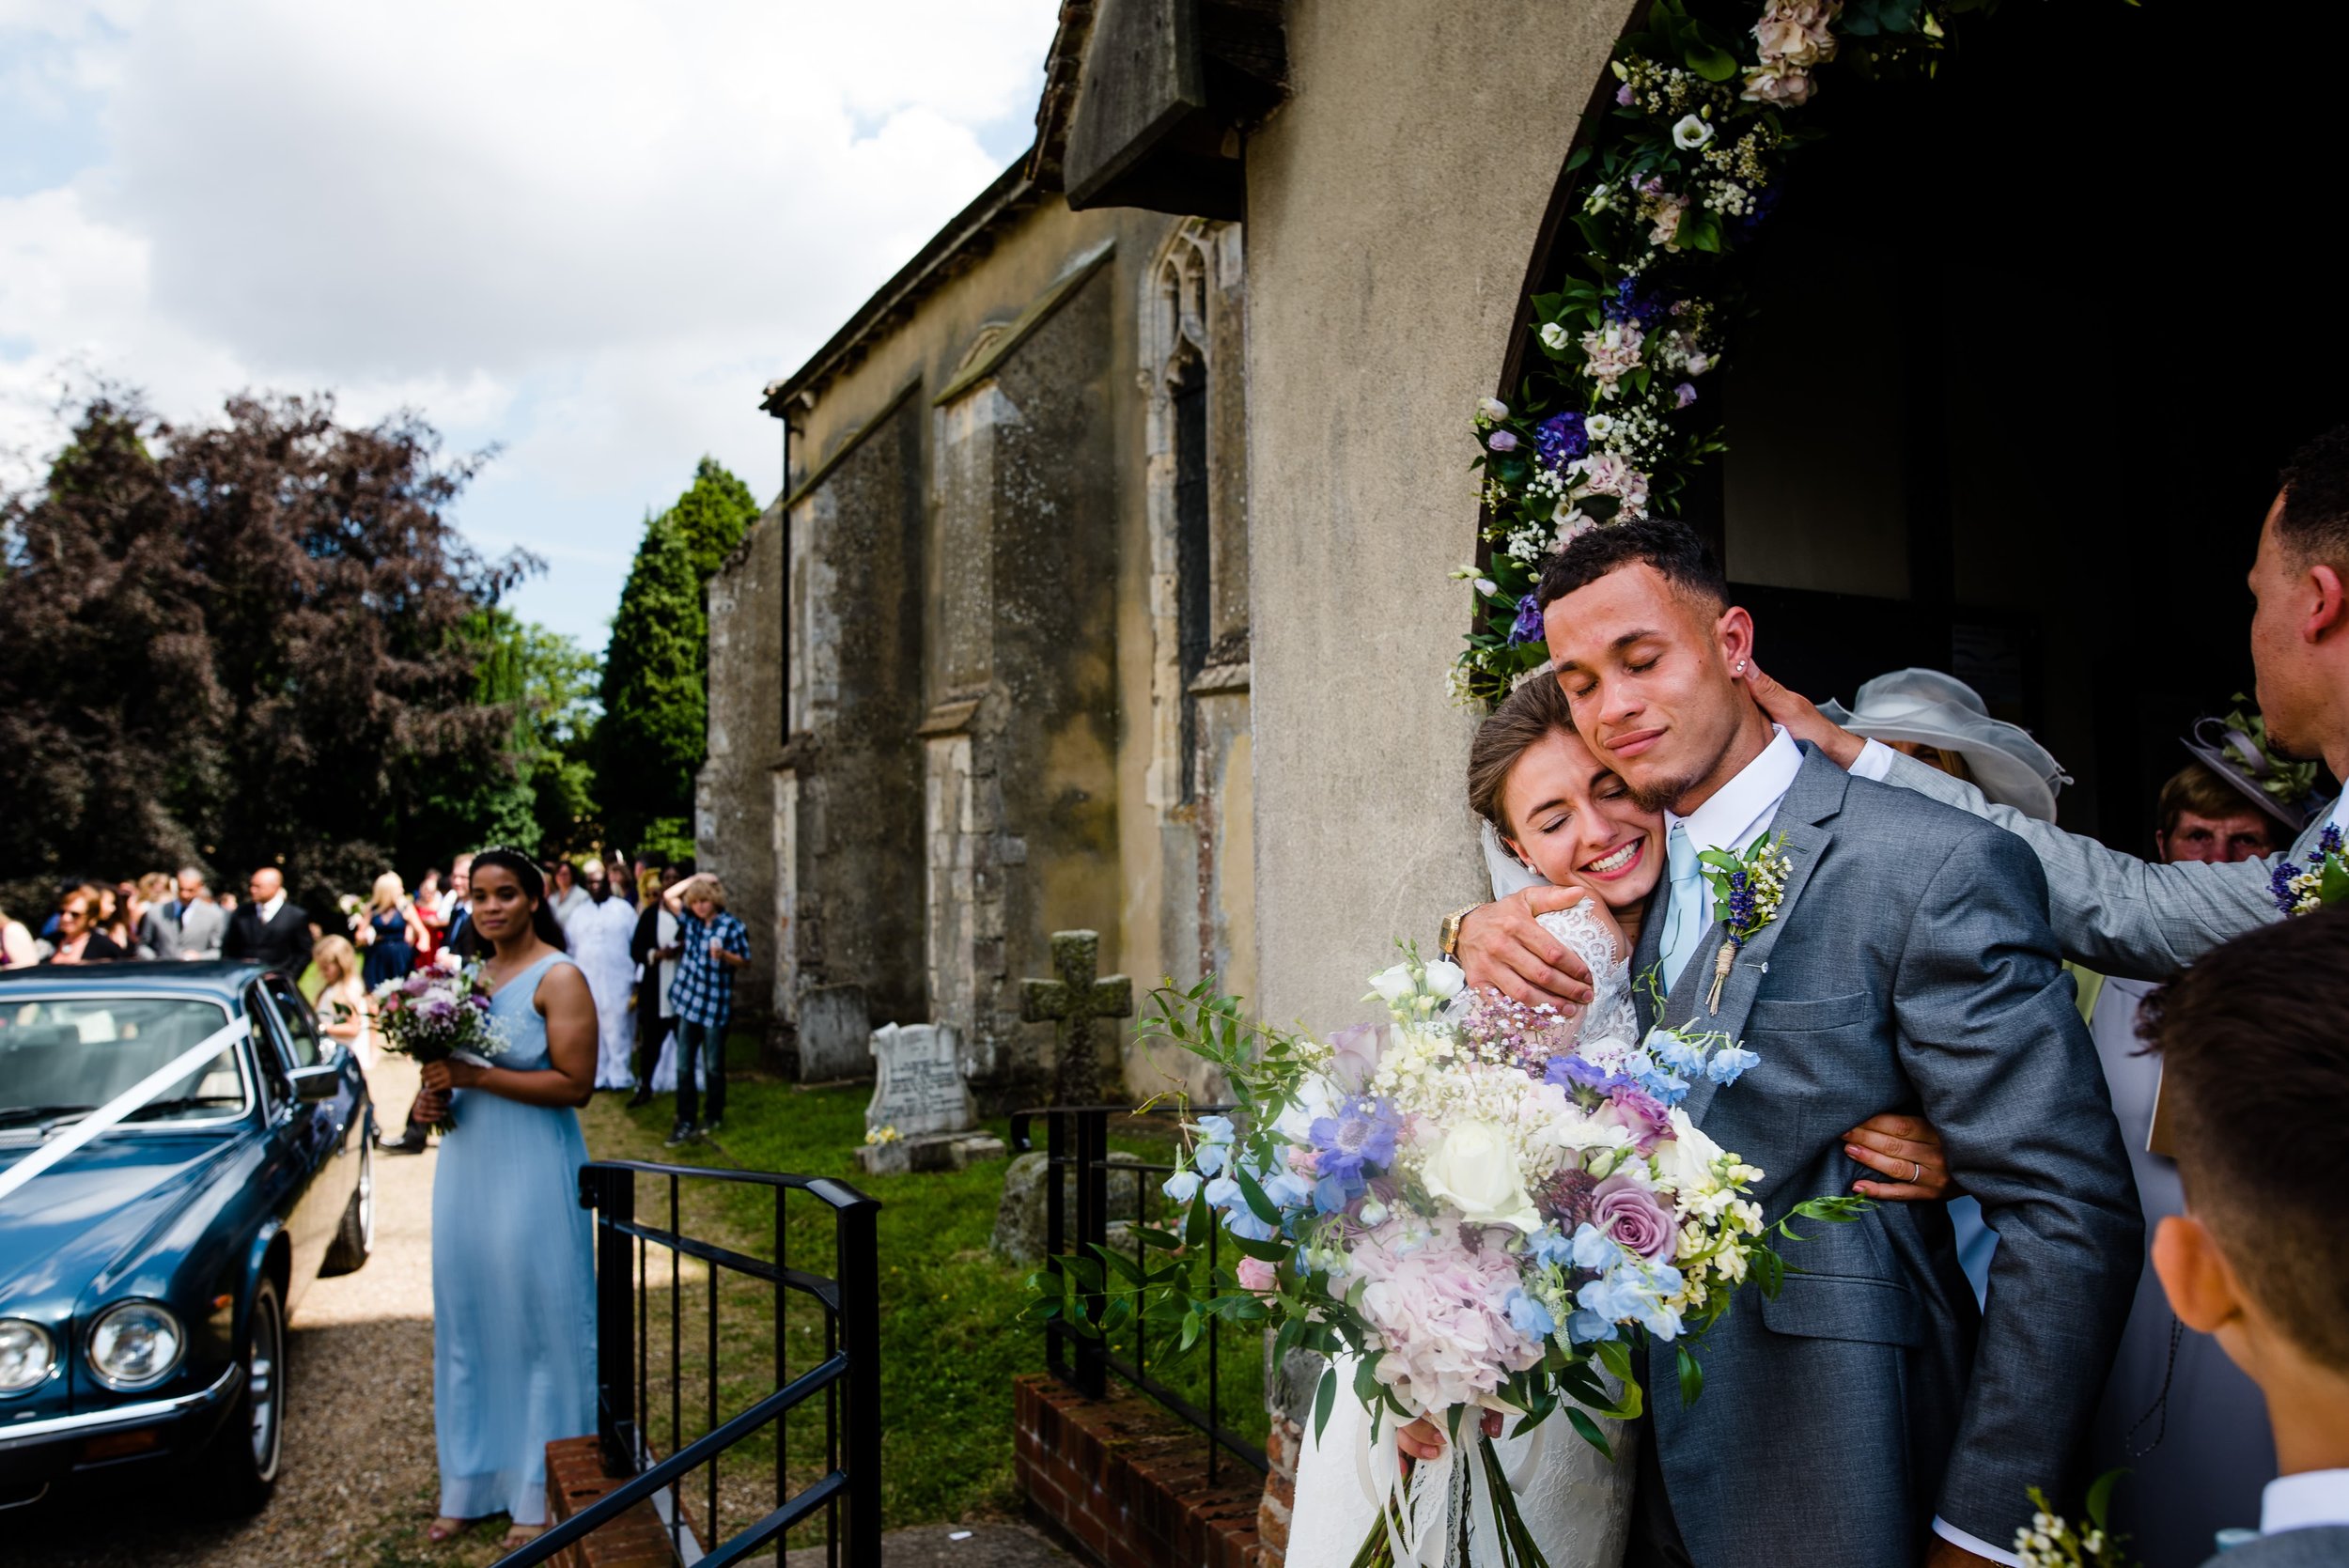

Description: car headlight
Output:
[0,1319,54,1394]
[86,1301,184,1390]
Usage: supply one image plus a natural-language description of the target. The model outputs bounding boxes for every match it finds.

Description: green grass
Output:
[578,1037,1267,1544]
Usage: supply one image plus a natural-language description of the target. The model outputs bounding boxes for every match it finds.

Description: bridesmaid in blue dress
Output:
[413,848,598,1550]
[359,872,427,988]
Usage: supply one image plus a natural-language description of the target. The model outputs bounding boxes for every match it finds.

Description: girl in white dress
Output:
[562,864,639,1090]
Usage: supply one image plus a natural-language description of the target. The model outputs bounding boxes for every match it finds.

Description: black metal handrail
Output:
[489,1158,881,1568]
[1010,1105,1268,1483]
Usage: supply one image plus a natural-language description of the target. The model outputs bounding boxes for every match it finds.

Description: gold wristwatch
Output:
[1439,904,1480,961]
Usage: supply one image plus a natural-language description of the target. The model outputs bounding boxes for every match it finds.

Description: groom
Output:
[1470,520,2141,1567]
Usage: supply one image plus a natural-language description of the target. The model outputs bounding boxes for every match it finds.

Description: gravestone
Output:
[795,983,871,1082]
[856,1022,1006,1175]
[1019,931,1135,1106]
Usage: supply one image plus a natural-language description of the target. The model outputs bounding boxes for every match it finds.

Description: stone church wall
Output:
[1241,0,1636,1026]
[698,504,786,1030]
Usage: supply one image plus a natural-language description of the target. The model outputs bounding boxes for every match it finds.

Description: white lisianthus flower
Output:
[1474,577,1498,597]
[1585,412,1616,442]
[1423,958,1466,999]
[1653,1107,1728,1195]
[1369,962,1417,1004]
[1545,1110,1634,1155]
[1420,1120,1543,1232]
[1539,321,1570,350]
[1478,396,1510,423]
[1672,115,1714,150]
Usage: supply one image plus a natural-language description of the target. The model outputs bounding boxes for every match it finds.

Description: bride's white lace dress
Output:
[1284,897,1640,1568]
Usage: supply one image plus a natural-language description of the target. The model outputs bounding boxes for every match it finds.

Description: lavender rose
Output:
[1593,1174,1677,1261]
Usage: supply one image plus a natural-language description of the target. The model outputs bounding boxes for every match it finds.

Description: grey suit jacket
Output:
[1631,748,2142,1567]
[156,899,227,960]
[2207,1529,2349,1568]
[1880,750,2319,980]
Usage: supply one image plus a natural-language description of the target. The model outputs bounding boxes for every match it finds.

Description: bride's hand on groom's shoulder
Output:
[1455,887,1596,1012]
[1742,661,1867,768]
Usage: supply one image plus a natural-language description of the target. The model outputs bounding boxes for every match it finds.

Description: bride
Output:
[1284,674,1951,1567]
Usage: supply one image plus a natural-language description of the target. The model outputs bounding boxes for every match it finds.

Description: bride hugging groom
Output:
[1289,519,2141,1568]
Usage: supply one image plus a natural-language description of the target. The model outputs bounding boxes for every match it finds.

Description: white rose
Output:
[1369,963,1417,1003]
[1539,321,1570,350]
[1671,115,1714,150]
[1419,1120,1542,1233]
[1478,396,1510,422]
[1423,958,1466,999]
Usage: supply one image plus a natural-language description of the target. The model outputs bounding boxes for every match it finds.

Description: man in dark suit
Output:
[221,866,313,973]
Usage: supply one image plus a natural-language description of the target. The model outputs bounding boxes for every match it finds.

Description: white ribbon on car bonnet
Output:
[0,1015,254,1208]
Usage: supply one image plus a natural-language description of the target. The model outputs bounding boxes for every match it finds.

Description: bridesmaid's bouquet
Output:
[1030,948,1864,1568]
[371,952,506,1131]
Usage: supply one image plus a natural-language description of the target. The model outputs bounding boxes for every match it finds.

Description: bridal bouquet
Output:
[1030,948,1862,1568]
[369,952,506,1131]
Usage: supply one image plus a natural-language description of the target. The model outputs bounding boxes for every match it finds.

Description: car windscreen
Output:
[0,997,246,1128]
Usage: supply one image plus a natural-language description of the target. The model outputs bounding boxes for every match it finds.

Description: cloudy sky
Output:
[0,0,1061,650]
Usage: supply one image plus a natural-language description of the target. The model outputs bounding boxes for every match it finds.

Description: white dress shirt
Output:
[1664,723,1807,859]
[255,893,286,924]
[2264,1469,2349,1535]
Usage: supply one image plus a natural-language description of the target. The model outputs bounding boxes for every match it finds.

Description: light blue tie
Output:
[1658,823,1709,998]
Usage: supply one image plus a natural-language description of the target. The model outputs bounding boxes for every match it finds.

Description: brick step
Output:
[1015,1374,1273,1568]
[544,1436,700,1568]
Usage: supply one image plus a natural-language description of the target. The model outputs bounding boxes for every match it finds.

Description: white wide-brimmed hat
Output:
[1820,668,2070,822]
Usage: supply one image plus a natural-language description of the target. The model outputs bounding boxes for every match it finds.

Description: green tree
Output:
[414,610,600,856]
[0,391,530,910]
[597,458,758,851]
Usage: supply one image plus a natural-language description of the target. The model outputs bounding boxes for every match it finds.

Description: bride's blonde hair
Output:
[1466,675,1579,840]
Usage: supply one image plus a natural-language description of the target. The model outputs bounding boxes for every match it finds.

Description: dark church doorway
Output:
[1531,2,2349,851]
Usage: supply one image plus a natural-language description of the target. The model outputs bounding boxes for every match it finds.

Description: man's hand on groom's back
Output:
[1455,888,1595,1010]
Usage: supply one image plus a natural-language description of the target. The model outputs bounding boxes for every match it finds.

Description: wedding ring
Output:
[1910,1160,1921,1185]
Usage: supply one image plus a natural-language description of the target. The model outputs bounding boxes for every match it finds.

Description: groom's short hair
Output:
[2278,424,2349,566]
[1536,518,1729,614]
[2142,906,2349,1371]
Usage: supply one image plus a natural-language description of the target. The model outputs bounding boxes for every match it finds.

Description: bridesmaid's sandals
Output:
[502,1525,548,1549]
[425,1516,476,1544]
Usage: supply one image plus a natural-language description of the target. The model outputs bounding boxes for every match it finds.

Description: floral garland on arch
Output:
[1455,0,1974,707]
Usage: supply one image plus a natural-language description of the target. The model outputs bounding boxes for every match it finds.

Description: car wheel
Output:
[196,1276,285,1516]
[320,1139,374,1277]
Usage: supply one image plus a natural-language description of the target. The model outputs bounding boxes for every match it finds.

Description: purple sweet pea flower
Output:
[1507,593,1547,647]
[1309,1096,1401,1184]
[1593,1175,1677,1261]
[1616,83,1636,107]
[1600,1084,1674,1156]
[1673,382,1697,409]
[1325,1023,1384,1095]
[1486,429,1519,453]
[1546,1055,1626,1095]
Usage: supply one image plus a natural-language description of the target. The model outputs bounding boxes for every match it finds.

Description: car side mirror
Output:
[289,1064,341,1103]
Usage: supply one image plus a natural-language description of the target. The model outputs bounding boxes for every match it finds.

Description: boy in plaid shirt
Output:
[662,873,750,1143]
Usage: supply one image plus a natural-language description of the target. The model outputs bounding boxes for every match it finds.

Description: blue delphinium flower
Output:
[1533,410,1588,472]
[1569,1221,1622,1273]
[1309,1096,1401,1183]
[1705,1043,1759,1083]
[1313,1174,1357,1215]
[1262,1168,1315,1211]
[1652,1031,1707,1076]
[1565,1308,1619,1344]
[1529,1225,1578,1270]
[1601,275,1664,326]
[1505,1289,1558,1340]
[1507,592,1547,646]
[1223,1209,1278,1243]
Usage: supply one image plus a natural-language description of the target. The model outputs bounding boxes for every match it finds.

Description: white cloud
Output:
[0,0,1059,646]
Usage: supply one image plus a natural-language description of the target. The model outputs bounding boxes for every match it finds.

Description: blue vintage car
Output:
[0,961,374,1515]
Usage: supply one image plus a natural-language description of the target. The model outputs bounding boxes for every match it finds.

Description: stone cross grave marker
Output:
[1019,930,1134,1105]
[858,1022,1003,1174]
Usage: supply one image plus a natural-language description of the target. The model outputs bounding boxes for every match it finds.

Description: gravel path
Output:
[12,1057,514,1568]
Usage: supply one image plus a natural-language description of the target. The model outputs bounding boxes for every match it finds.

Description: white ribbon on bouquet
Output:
[1355,1402,1549,1567]
[0,1016,253,1207]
